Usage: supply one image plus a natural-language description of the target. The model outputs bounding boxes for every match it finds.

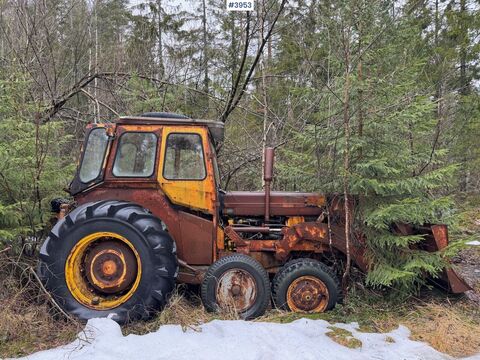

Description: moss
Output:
[325,326,362,349]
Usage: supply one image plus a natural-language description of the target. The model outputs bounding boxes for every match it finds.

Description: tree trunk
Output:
[342,27,352,295]
[259,0,270,187]
[459,0,469,192]
[202,0,209,93]
[157,0,165,79]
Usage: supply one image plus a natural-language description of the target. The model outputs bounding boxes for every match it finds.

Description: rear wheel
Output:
[38,200,178,323]
[272,258,340,313]
[201,254,270,319]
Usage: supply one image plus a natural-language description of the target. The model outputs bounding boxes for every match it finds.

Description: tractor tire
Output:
[272,258,341,313]
[37,200,178,323]
[201,254,270,320]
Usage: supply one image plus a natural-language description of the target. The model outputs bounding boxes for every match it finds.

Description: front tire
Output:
[201,254,270,320]
[38,200,178,323]
[272,258,341,313]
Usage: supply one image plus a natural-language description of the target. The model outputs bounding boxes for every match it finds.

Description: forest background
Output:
[0,0,479,295]
[1,0,480,357]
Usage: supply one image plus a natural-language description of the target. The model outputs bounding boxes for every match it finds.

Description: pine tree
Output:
[0,74,74,249]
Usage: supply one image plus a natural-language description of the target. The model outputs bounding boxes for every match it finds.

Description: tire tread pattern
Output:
[38,200,178,323]
[201,254,270,320]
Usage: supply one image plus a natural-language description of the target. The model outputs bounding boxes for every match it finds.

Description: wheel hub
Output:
[216,268,257,312]
[286,275,329,313]
[65,232,142,310]
[84,241,137,294]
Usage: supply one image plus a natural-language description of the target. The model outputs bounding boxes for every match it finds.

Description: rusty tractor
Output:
[38,112,471,322]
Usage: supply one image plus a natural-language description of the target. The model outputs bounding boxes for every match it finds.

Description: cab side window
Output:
[163,133,206,180]
[113,132,157,177]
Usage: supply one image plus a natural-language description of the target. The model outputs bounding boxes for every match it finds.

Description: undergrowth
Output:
[0,255,82,358]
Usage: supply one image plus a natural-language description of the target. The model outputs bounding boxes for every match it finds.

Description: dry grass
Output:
[0,257,81,358]
[404,302,480,358]
[124,287,240,335]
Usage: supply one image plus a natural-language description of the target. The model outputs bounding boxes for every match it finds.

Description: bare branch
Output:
[220,0,288,123]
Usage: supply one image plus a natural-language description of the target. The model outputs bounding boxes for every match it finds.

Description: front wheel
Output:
[201,254,270,320]
[38,200,178,323]
[272,258,341,313]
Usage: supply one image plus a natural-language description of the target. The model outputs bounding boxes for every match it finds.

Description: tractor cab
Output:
[69,112,224,215]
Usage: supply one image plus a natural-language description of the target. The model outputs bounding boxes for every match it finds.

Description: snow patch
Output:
[14,318,480,360]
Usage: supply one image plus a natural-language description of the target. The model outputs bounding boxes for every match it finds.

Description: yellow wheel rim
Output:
[65,232,142,310]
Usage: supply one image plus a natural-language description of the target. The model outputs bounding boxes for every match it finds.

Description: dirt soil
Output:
[454,246,480,298]
[453,213,480,302]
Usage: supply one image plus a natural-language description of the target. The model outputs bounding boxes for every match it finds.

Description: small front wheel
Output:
[201,254,270,319]
[273,258,341,313]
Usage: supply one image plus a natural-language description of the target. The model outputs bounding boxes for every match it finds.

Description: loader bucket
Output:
[414,224,472,294]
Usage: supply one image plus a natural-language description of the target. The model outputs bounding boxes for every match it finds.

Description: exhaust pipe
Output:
[264,147,274,222]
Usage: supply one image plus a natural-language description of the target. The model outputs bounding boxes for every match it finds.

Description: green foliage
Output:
[351,15,459,292]
[271,0,474,293]
[0,75,75,249]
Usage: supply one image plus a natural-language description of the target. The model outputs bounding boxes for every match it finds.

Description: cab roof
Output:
[116,112,224,143]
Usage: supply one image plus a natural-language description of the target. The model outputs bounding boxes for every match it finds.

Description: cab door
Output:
[158,126,217,265]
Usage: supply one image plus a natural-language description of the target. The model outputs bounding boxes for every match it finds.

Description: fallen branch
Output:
[28,266,78,323]
[0,246,12,254]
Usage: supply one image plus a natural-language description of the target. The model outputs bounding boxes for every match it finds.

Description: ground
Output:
[1,270,479,359]
[13,317,480,360]
[1,199,479,359]
[452,195,480,302]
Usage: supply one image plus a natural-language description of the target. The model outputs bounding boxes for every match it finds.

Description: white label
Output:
[226,0,254,11]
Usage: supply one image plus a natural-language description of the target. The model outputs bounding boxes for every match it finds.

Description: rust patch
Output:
[84,240,137,294]
[431,224,448,250]
[305,195,326,207]
[216,268,257,312]
[286,216,304,227]
[248,251,281,271]
[177,271,205,285]
[286,275,329,313]
[225,226,248,249]
[444,268,472,293]
[223,191,325,217]
[275,222,368,271]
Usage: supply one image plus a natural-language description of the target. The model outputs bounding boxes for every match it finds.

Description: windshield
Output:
[79,128,109,183]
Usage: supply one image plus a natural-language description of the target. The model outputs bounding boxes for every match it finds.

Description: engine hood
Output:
[222,191,326,217]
